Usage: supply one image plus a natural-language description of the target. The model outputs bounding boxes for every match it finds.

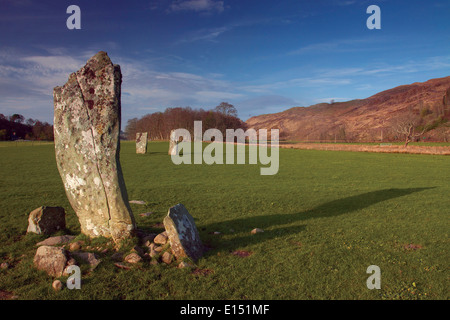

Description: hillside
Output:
[245,76,450,142]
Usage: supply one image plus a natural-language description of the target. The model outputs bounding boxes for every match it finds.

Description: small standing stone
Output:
[163,204,203,262]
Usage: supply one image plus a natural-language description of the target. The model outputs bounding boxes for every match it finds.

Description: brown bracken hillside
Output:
[245,76,450,142]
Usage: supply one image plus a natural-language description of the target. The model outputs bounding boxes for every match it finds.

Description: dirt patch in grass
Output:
[231,250,253,258]
[191,268,214,277]
[403,243,423,251]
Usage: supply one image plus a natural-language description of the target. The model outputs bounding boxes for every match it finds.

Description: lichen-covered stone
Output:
[27,206,66,235]
[168,130,177,155]
[53,51,136,242]
[136,132,148,154]
[163,204,203,262]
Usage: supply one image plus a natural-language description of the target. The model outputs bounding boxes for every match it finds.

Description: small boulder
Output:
[69,241,82,251]
[154,231,168,245]
[27,206,66,235]
[34,246,68,277]
[161,252,173,265]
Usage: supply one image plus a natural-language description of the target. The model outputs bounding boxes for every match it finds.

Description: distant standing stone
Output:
[136,132,148,154]
[168,129,177,155]
[27,206,66,235]
[53,51,136,242]
[163,204,203,262]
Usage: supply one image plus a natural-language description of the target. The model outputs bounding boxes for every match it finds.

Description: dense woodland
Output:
[0,113,54,141]
[124,102,247,140]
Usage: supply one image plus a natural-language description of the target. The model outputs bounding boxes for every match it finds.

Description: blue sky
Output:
[0,0,449,124]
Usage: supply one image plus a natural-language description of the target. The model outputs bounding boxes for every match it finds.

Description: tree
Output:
[10,114,25,124]
[394,112,427,147]
[215,102,238,118]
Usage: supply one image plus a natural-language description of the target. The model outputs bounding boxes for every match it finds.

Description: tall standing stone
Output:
[136,132,148,154]
[53,51,136,242]
[168,129,177,155]
[163,204,203,262]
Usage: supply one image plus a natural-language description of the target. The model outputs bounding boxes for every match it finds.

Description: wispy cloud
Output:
[287,38,379,56]
[169,0,225,14]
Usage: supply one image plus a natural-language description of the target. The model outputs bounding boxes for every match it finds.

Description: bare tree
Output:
[394,113,427,147]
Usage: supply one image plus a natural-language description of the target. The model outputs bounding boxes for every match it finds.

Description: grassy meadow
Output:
[0,141,448,300]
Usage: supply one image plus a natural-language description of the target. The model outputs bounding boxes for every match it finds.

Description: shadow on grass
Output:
[201,187,434,253]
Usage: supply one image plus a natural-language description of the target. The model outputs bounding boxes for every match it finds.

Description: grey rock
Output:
[163,204,203,262]
[53,51,136,243]
[27,206,66,235]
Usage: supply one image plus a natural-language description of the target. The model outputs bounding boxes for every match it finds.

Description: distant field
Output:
[0,141,448,300]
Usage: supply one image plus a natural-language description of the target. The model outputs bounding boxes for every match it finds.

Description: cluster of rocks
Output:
[113,230,195,269]
[28,203,202,292]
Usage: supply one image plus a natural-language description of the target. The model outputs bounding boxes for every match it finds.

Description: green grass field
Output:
[0,141,448,300]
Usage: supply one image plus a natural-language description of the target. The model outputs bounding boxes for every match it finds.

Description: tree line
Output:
[0,114,54,141]
[124,102,247,140]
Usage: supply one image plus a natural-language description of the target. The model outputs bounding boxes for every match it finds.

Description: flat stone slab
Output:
[163,204,203,262]
[36,235,76,246]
